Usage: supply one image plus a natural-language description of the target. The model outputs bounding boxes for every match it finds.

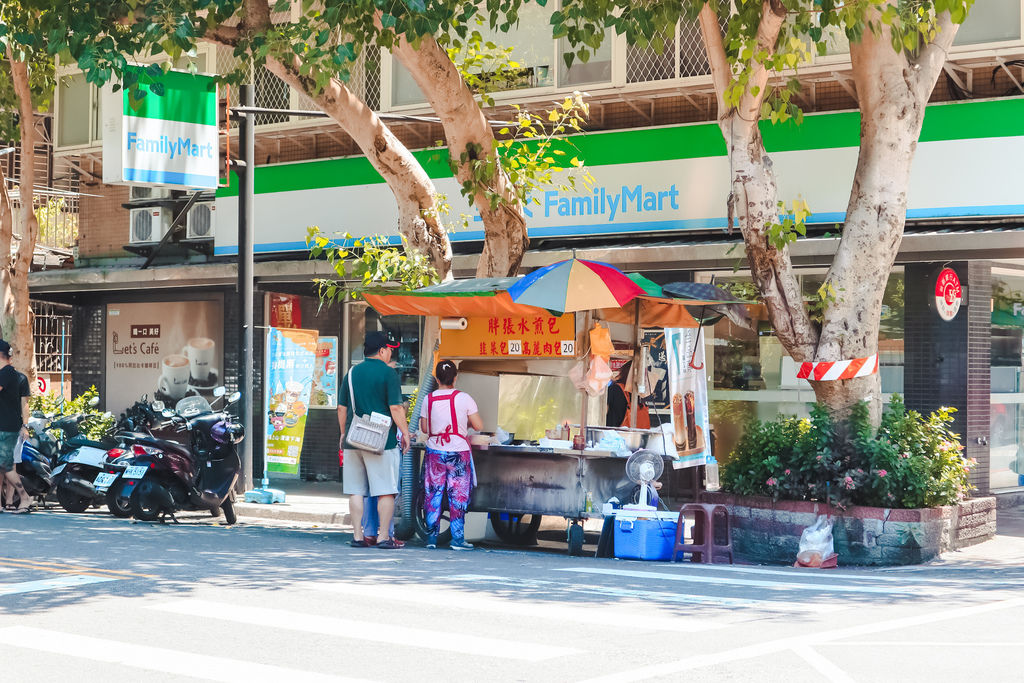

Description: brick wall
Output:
[904,261,991,494]
[79,184,131,260]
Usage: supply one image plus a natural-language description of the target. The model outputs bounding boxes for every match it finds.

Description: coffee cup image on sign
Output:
[184,336,216,384]
[159,354,191,399]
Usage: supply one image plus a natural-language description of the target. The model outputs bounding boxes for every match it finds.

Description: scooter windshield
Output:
[175,395,213,418]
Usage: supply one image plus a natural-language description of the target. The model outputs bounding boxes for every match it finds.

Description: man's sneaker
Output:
[450,539,474,551]
[425,534,437,549]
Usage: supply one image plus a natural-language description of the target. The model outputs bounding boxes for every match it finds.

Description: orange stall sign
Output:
[440,314,577,358]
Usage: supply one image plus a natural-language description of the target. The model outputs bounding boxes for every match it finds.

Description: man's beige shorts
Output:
[342,447,401,497]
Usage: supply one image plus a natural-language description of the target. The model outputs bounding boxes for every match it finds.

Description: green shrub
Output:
[29,385,116,441]
[720,395,974,509]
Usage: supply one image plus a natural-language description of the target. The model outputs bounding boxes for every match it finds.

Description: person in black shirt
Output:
[0,339,31,512]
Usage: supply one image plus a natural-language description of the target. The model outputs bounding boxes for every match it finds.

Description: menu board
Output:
[439,314,577,358]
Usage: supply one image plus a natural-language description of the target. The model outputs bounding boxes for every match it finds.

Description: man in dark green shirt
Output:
[338,331,411,549]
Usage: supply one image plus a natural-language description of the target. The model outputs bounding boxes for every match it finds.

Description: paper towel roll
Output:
[440,317,468,330]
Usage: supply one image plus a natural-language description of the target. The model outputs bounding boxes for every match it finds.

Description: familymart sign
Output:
[102,67,218,189]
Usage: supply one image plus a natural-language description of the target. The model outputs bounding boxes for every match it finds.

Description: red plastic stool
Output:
[672,503,733,564]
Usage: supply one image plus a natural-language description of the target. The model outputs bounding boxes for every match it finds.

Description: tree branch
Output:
[8,48,37,266]
[913,10,959,99]
[737,0,786,122]
[698,3,729,117]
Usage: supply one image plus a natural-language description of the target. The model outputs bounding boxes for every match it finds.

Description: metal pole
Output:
[238,84,255,492]
[60,317,66,399]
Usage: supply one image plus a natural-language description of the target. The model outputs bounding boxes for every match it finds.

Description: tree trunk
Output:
[392,36,528,278]
[7,53,39,390]
[0,163,17,345]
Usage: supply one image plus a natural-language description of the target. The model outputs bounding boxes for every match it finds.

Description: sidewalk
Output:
[235,479,352,526]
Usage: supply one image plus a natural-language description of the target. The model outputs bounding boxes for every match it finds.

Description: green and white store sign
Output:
[102,67,218,189]
[214,97,1024,255]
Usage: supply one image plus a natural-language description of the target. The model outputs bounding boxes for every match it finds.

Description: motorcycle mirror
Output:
[103,412,114,419]
[162,409,175,418]
[227,391,241,404]
[152,401,165,411]
[213,386,227,398]
[88,396,100,407]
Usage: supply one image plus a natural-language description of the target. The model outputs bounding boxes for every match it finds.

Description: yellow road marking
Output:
[0,557,155,579]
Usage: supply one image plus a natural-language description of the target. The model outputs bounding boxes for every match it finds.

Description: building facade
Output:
[29,2,1024,495]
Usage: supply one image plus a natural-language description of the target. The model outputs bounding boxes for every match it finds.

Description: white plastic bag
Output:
[796,515,835,567]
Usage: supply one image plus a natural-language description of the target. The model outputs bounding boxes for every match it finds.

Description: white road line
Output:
[554,566,928,595]
[0,574,117,596]
[148,598,579,662]
[576,597,1024,683]
[823,640,1024,647]
[310,580,728,633]
[450,573,844,613]
[662,562,1023,587]
[791,645,857,683]
[0,626,371,683]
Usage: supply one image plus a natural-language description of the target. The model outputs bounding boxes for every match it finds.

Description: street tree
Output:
[558,0,973,422]
[0,4,53,388]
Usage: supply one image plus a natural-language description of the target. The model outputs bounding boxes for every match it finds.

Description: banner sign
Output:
[665,328,711,469]
[439,314,576,358]
[105,300,224,416]
[311,336,339,408]
[264,327,318,475]
[102,66,218,189]
[268,293,302,329]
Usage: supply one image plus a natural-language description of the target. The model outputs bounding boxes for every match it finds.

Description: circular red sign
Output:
[934,268,962,321]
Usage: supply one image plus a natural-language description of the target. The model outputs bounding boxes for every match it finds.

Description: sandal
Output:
[376,538,405,550]
[349,539,370,548]
[11,507,31,514]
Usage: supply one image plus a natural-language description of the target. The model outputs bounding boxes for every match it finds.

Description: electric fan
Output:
[625,449,664,509]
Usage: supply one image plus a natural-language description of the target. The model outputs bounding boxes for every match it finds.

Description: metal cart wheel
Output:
[488,512,542,545]
[567,521,585,556]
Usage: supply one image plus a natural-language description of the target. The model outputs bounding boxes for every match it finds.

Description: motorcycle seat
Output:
[66,434,116,450]
[131,436,193,460]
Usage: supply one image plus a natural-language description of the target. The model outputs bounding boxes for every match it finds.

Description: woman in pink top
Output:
[420,360,483,550]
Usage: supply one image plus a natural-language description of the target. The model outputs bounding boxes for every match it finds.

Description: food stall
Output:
[363,262,726,554]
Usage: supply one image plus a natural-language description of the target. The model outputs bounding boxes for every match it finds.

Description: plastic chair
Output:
[672,503,733,564]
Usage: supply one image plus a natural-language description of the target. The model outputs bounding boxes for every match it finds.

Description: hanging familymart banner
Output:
[264,327,318,475]
[102,66,219,189]
[665,328,711,470]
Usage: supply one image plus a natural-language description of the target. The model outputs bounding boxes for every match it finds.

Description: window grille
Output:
[32,301,72,374]
[625,17,720,84]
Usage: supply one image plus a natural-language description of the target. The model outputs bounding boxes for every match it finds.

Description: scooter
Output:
[119,388,244,524]
[51,398,164,516]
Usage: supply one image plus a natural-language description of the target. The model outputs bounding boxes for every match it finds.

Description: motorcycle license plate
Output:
[51,464,66,477]
[93,472,118,491]
[123,465,148,479]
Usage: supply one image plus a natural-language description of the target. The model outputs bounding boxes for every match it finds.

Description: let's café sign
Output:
[102,66,218,189]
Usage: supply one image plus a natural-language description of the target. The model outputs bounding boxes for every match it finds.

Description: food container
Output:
[583,426,649,451]
[469,433,493,449]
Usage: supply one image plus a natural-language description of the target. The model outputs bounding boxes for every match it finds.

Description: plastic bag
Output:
[584,356,613,396]
[795,514,836,568]
[589,323,614,361]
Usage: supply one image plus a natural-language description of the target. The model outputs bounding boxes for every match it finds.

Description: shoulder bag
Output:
[343,367,389,454]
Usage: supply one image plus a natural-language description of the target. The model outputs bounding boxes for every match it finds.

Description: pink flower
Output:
[785,469,791,475]
[900,452,910,459]
[816,455,823,461]
[856,468,864,474]
[843,476,855,490]
[878,470,887,477]
[766,478,778,487]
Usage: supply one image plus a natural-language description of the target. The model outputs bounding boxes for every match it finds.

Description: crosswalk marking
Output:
[450,573,845,613]
[0,626,373,683]
[662,562,1023,587]
[0,575,118,596]
[554,566,932,595]
[311,580,729,632]
[148,598,580,661]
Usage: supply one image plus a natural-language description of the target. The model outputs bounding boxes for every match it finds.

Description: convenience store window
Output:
[991,268,1024,491]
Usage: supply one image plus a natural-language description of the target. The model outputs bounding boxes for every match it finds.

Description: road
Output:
[2,507,1023,683]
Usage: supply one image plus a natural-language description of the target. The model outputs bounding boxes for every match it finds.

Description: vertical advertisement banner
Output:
[267,293,302,329]
[105,300,224,416]
[665,328,711,469]
[264,327,318,474]
[311,337,339,408]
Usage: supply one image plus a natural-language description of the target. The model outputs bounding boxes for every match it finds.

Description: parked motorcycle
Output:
[119,388,244,524]
[2,409,93,509]
[51,397,164,516]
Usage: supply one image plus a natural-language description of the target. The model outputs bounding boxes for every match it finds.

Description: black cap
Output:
[364,331,398,357]
[0,339,10,356]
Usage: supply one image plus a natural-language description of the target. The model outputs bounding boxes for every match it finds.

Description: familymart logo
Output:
[126,131,215,160]
[543,184,681,222]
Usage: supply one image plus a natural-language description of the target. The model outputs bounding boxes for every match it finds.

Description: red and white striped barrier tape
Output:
[796,354,878,381]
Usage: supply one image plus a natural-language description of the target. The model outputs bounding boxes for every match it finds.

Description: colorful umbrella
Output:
[508,259,645,314]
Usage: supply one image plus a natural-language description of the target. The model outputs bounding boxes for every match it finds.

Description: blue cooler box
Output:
[614,517,678,561]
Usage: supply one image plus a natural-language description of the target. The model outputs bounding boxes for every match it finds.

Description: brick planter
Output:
[701,492,997,566]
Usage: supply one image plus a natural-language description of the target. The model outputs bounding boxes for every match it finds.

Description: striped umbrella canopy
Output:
[508,259,645,314]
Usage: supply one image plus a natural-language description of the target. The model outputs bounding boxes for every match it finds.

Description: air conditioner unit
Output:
[128,207,172,244]
[129,185,172,202]
[186,202,215,239]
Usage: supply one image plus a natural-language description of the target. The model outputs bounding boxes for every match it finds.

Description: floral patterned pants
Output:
[423,448,473,541]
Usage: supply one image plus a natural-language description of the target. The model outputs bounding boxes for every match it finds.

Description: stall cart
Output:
[363,269,723,554]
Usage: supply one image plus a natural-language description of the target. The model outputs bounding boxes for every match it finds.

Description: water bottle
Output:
[705,457,720,492]
[585,490,594,513]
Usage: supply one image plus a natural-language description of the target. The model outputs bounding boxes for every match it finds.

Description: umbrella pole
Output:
[629,299,641,429]
[579,311,592,449]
